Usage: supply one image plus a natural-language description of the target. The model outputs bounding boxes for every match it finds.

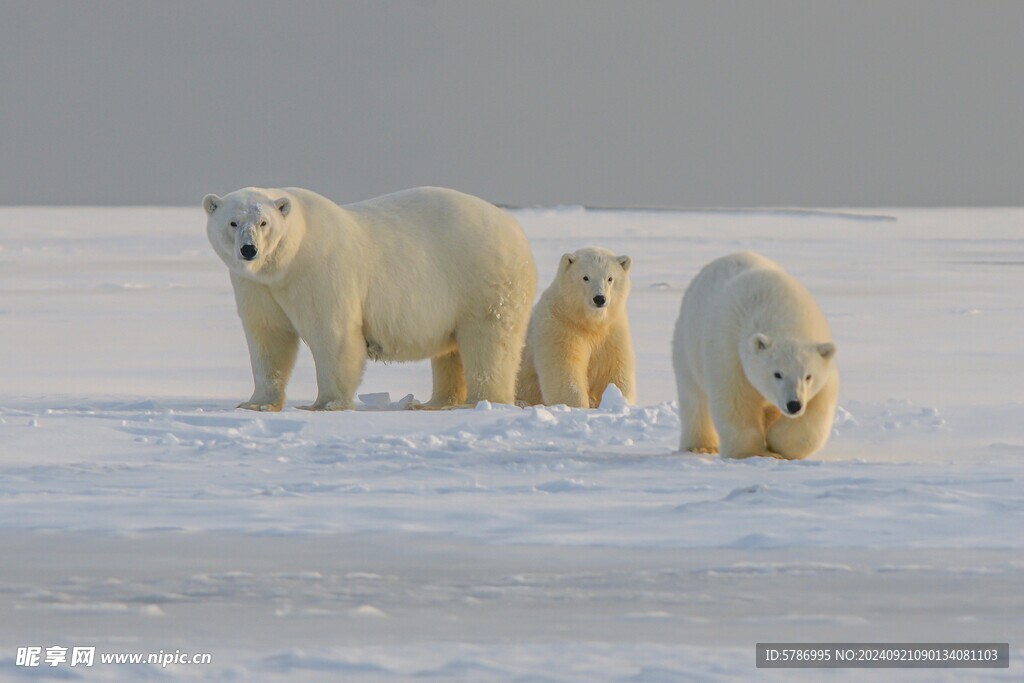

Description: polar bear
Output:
[672,252,838,459]
[203,186,536,411]
[516,247,635,408]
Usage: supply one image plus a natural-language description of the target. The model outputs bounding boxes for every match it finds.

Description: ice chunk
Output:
[358,392,391,409]
[394,393,419,409]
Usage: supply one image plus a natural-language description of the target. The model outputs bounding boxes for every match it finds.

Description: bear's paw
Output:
[297,399,354,411]
[237,401,284,412]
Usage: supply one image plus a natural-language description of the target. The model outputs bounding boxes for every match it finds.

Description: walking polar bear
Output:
[672,252,838,459]
[517,247,635,408]
[203,186,536,411]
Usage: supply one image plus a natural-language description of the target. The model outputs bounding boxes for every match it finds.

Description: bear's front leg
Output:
[234,277,300,412]
[709,385,782,459]
[425,350,468,408]
[515,350,543,406]
[677,386,718,454]
[595,322,637,406]
[239,323,299,411]
[535,338,591,408]
[299,326,367,411]
[718,425,785,460]
[766,377,838,460]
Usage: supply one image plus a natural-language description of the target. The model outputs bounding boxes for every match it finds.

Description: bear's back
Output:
[725,259,829,342]
[676,251,830,367]
[678,252,775,342]
[343,187,517,243]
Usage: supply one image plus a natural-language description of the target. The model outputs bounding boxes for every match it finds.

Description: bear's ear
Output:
[202,194,221,215]
[749,333,771,352]
[560,253,575,271]
[274,197,291,217]
[617,255,632,272]
[817,342,836,360]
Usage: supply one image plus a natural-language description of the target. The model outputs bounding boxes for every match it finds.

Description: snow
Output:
[0,205,1022,680]
[598,383,629,413]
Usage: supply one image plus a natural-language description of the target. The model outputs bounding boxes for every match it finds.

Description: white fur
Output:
[672,252,838,459]
[204,186,537,410]
[517,247,635,408]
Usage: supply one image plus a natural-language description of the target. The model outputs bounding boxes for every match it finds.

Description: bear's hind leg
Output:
[425,349,468,408]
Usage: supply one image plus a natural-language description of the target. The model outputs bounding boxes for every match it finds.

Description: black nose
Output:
[593,295,606,307]
[786,400,802,415]
[240,244,257,260]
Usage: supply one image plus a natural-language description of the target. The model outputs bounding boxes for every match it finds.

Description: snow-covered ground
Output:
[0,205,1021,680]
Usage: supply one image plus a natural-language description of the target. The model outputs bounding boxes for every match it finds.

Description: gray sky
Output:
[1,1,1022,207]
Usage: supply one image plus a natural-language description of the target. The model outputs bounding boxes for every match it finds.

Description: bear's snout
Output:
[592,295,607,307]
[786,400,802,415]
[240,244,258,260]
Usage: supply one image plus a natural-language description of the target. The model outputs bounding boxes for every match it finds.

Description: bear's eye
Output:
[583,276,589,281]
[607,277,613,283]
[260,220,267,227]
[805,374,812,381]
[230,221,237,228]
[773,372,782,380]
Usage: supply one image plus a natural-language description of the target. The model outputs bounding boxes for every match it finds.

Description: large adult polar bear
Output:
[203,186,536,411]
[672,252,838,459]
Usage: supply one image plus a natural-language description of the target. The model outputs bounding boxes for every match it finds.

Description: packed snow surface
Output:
[0,206,1022,680]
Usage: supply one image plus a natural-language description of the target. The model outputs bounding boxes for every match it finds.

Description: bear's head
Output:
[739,333,836,418]
[203,188,301,283]
[556,247,632,321]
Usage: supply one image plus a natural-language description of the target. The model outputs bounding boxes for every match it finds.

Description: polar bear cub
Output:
[672,252,838,459]
[517,247,635,408]
[203,186,536,411]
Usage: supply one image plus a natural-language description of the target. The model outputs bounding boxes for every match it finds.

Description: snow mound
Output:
[599,383,629,413]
